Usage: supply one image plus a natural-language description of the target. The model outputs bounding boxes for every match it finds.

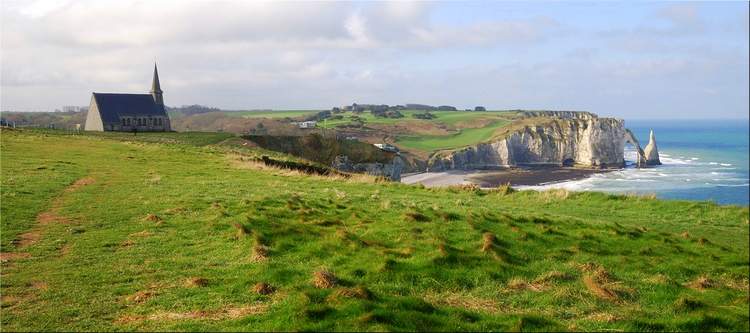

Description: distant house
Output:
[298,121,317,129]
[374,143,399,153]
[84,64,171,132]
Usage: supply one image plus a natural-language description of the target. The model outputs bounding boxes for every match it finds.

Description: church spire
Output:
[150,63,164,106]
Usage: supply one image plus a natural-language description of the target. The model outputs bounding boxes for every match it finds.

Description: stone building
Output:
[84,64,171,132]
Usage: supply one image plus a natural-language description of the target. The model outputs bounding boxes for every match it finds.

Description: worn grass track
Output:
[1,129,748,331]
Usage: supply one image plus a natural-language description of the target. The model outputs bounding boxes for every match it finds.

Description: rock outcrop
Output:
[643,129,661,165]
[332,155,404,181]
[427,114,628,170]
[624,128,648,167]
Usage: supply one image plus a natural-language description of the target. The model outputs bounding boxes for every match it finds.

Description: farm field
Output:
[319,110,517,153]
[396,120,510,151]
[318,110,515,129]
[1,129,748,331]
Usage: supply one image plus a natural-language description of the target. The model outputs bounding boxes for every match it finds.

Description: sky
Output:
[1,0,748,118]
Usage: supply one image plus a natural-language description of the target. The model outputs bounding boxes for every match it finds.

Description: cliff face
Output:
[332,155,404,181]
[428,115,626,170]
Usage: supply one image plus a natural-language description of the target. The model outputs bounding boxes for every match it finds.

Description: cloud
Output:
[657,3,702,31]
[0,1,747,118]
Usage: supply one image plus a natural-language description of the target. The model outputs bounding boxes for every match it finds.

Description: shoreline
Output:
[401,167,613,188]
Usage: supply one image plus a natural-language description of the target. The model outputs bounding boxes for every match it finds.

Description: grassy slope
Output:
[321,110,515,151]
[396,120,510,151]
[1,129,748,331]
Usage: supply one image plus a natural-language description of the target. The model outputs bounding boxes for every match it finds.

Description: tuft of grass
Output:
[330,286,372,300]
[252,282,275,295]
[582,274,617,301]
[404,210,430,222]
[686,275,715,291]
[437,210,461,222]
[312,269,338,289]
[580,266,633,302]
[481,232,496,253]
[143,213,162,223]
[232,222,249,238]
[185,277,209,288]
[541,188,570,201]
[489,182,515,196]
[251,245,269,262]
[674,296,705,312]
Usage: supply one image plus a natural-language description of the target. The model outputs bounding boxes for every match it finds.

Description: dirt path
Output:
[2,177,95,260]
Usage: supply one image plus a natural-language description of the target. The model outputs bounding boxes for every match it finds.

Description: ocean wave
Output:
[517,146,747,203]
[660,157,691,165]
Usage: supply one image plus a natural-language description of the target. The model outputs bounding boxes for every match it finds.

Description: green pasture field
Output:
[318,110,515,129]
[1,129,748,331]
[396,120,511,151]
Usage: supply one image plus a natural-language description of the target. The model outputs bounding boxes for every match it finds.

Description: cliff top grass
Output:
[1,128,748,331]
[224,110,322,119]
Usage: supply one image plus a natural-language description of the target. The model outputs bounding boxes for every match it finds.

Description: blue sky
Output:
[1,0,748,118]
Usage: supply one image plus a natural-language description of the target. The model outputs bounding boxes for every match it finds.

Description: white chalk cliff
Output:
[427,112,632,170]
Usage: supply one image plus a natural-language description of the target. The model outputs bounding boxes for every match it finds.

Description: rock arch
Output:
[624,129,647,168]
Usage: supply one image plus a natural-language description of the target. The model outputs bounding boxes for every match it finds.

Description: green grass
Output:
[1,129,748,331]
[319,110,515,152]
[222,110,321,119]
[168,109,517,155]
[396,120,510,151]
[318,110,513,129]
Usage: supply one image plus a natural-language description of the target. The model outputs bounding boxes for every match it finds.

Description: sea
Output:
[519,119,750,206]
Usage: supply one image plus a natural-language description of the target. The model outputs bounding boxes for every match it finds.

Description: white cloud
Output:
[0,1,747,118]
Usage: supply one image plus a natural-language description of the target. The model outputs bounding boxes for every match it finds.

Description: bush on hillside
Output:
[412,112,436,120]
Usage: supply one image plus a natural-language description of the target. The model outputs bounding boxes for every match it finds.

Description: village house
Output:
[84,64,171,132]
[298,121,317,129]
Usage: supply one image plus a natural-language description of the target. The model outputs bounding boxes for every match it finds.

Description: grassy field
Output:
[1,129,748,331]
[396,120,510,151]
[318,110,514,129]
[319,110,516,152]
[222,110,321,119]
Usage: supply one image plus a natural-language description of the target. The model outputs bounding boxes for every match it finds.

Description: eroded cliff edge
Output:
[427,111,627,171]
